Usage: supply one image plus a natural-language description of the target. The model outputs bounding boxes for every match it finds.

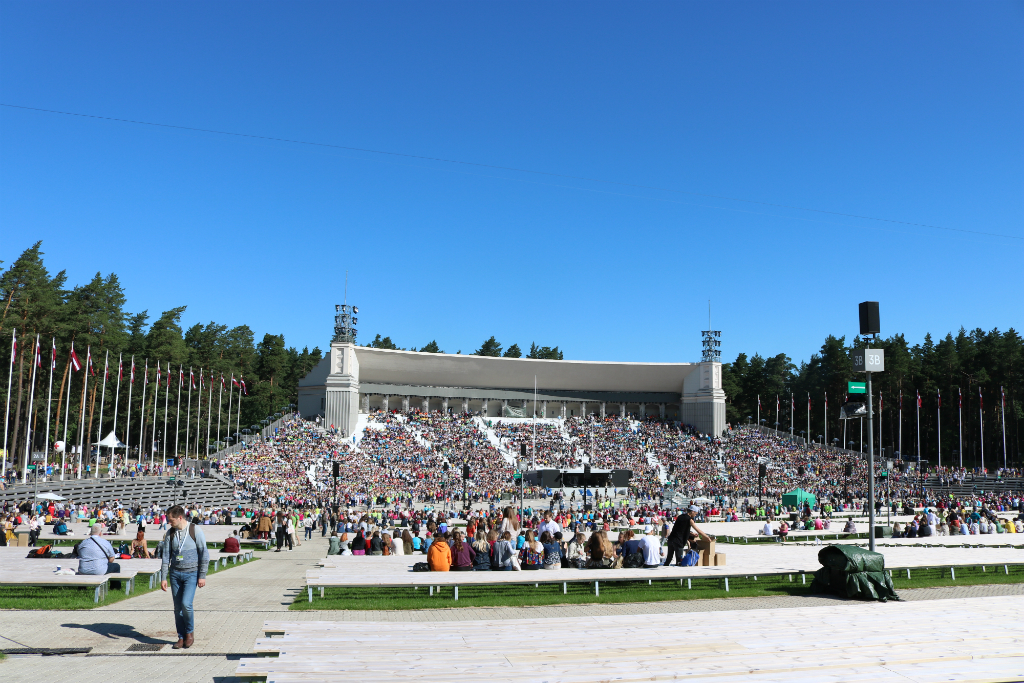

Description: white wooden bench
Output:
[0,574,112,603]
[238,598,1024,681]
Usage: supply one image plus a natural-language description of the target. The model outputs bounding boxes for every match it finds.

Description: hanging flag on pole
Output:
[69,344,82,372]
[240,378,247,395]
[232,375,239,388]
[87,348,95,376]
[130,358,136,384]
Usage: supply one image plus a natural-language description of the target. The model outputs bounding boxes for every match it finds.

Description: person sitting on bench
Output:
[221,530,241,553]
[77,525,121,575]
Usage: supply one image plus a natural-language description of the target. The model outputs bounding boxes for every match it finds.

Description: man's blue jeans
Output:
[169,570,198,638]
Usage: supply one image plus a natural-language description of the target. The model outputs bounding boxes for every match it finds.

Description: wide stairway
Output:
[0,472,236,507]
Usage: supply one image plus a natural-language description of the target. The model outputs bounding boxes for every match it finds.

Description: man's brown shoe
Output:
[184,633,194,649]
[171,638,184,649]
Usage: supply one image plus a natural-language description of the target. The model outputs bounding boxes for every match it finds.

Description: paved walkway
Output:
[1,534,1022,682]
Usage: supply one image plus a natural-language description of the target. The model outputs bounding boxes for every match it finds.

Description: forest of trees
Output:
[722,330,1023,469]
[367,333,564,360]
[1,243,323,468]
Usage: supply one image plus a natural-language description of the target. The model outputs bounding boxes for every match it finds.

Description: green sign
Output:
[848,382,866,394]
[513,472,522,481]
[26,465,35,470]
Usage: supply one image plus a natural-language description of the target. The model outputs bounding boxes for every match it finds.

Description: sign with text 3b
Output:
[852,348,885,373]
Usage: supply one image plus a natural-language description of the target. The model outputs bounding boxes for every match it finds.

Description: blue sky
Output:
[2,2,1021,365]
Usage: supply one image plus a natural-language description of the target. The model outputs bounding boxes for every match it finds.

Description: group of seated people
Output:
[892,509,1022,537]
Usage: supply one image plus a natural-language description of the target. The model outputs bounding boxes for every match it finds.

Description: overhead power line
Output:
[1,102,1019,241]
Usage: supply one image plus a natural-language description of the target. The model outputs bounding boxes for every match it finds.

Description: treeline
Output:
[722,329,1023,469]
[0,242,322,468]
[367,334,564,360]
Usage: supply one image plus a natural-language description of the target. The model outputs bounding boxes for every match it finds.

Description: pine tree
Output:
[475,336,502,357]
[503,343,522,358]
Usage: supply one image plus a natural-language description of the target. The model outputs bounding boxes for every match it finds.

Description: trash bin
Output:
[809,545,900,602]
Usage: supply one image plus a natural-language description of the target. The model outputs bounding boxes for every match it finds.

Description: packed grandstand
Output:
[218,410,1024,513]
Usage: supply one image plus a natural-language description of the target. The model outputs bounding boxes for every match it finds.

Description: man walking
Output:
[159,504,209,649]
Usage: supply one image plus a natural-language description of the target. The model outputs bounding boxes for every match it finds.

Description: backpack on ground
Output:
[27,544,53,558]
[412,562,430,572]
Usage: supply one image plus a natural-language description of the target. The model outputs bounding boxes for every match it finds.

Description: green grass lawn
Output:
[291,564,1024,611]
[0,557,257,610]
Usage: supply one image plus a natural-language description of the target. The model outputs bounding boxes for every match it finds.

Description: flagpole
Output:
[878,393,883,460]
[915,391,920,466]
[60,346,73,481]
[1001,387,1007,471]
[43,339,55,482]
[236,377,242,446]
[195,369,203,458]
[174,365,182,461]
[95,351,108,479]
[205,374,213,459]
[2,329,15,478]
[21,335,40,484]
[111,354,122,477]
[898,390,903,460]
[185,367,192,462]
[789,392,793,437]
[149,361,159,469]
[958,387,963,469]
[979,389,984,472]
[226,375,234,453]
[140,359,150,470]
[823,392,827,448]
[125,355,134,468]
[806,393,810,445]
[937,390,941,469]
[217,373,224,455]
[76,346,91,479]
[163,361,170,470]
[756,394,759,431]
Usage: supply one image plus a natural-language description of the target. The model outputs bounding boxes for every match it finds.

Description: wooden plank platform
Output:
[236,595,1024,682]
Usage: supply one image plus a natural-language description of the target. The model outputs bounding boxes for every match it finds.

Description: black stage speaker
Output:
[845,463,854,477]
[332,461,339,479]
[610,469,632,487]
[859,301,880,336]
[758,463,767,478]
[520,443,527,459]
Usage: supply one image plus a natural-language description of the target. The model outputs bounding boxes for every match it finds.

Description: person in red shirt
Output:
[221,530,241,553]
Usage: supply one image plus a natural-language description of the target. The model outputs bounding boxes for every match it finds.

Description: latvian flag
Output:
[130,359,136,384]
[937,390,941,408]
[34,340,42,368]
[190,369,196,389]
[979,388,983,410]
[916,390,921,408]
[156,364,162,386]
[51,339,57,370]
[232,375,239,388]
[87,348,95,376]
[69,344,82,372]
[240,378,248,396]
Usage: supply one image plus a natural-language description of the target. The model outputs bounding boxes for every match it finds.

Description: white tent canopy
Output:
[93,431,126,449]
[36,492,66,501]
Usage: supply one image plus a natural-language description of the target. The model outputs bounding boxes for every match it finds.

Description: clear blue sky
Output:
[2,2,1021,365]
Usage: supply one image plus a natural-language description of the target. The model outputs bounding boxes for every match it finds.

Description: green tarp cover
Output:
[818,544,885,573]
[781,488,816,507]
[809,545,900,602]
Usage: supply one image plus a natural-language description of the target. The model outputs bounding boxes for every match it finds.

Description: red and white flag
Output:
[937,389,941,409]
[156,364,162,386]
[69,344,82,372]
[51,339,57,370]
[189,369,196,389]
[220,374,226,389]
[916,391,921,409]
[959,387,962,409]
[1002,386,1006,408]
[130,359,136,384]
[103,355,109,381]
[807,393,811,410]
[87,348,95,376]
[34,339,42,368]
[979,388,983,410]
[179,367,184,388]
[231,375,239,388]
[879,393,883,411]
[240,378,247,395]
[118,358,123,381]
